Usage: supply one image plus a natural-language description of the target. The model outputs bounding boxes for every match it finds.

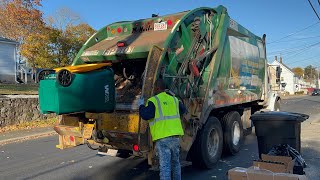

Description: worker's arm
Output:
[179,101,187,115]
[139,101,156,120]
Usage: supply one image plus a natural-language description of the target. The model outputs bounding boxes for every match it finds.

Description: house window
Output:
[281,77,284,81]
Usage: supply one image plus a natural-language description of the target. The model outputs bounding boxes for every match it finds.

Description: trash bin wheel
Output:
[56,69,73,87]
[37,69,55,83]
[222,111,243,155]
[191,116,223,169]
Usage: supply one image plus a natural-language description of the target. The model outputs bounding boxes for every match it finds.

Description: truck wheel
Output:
[222,111,243,155]
[191,116,223,169]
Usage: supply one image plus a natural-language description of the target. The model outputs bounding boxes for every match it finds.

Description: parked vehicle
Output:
[38,5,280,169]
[311,89,320,96]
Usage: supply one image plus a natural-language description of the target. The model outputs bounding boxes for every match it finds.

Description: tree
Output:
[20,24,95,69]
[20,26,60,68]
[65,23,96,61]
[0,0,44,42]
[47,7,80,31]
[2,4,95,69]
[20,7,96,68]
[304,65,318,80]
[292,67,304,78]
[43,8,95,67]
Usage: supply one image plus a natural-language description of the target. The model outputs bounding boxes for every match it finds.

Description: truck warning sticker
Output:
[154,22,168,31]
[104,46,134,56]
[82,50,99,56]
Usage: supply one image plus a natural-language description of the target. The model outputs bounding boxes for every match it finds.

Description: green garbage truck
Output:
[38,5,281,168]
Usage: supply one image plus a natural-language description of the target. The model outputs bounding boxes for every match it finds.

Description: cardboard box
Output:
[228,167,307,180]
[253,154,295,173]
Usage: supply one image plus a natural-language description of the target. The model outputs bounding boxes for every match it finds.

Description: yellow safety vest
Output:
[147,92,184,141]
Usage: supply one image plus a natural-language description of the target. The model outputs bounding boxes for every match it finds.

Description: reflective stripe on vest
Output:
[149,95,180,126]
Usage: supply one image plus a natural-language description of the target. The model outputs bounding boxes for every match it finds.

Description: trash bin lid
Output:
[250,111,309,122]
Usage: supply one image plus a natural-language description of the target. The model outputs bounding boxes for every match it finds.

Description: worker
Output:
[138,79,186,180]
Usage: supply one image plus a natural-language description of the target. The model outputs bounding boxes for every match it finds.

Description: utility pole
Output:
[316,66,319,89]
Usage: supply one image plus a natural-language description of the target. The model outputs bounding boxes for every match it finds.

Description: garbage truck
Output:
[38,5,281,168]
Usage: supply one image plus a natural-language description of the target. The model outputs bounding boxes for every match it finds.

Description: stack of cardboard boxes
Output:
[228,154,307,180]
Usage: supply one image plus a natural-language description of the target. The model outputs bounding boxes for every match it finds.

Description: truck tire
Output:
[191,116,223,169]
[222,111,243,155]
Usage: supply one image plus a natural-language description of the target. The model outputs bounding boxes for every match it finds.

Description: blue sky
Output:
[40,0,320,68]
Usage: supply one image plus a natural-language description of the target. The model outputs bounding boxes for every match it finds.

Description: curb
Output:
[0,131,57,146]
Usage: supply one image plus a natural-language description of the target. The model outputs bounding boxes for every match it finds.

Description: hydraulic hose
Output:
[85,141,100,150]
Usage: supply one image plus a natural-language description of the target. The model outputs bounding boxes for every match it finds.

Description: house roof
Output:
[272,60,294,75]
[0,37,19,44]
[274,60,300,77]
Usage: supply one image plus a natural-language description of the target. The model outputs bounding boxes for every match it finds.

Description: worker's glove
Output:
[138,98,145,106]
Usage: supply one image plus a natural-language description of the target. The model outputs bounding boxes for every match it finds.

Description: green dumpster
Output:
[39,68,115,115]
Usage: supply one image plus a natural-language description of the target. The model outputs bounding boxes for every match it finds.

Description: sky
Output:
[40,0,320,69]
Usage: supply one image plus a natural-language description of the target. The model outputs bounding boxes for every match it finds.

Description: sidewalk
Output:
[0,127,56,146]
[280,94,307,100]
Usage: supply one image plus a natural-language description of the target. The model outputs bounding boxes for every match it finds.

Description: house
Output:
[0,37,19,83]
[268,63,280,91]
[270,59,301,95]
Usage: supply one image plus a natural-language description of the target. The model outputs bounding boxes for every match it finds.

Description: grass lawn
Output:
[0,84,38,95]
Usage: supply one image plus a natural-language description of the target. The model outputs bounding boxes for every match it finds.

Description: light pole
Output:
[317,67,319,89]
[312,65,320,89]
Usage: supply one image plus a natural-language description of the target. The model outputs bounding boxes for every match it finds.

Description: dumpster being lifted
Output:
[38,5,282,169]
[39,63,115,114]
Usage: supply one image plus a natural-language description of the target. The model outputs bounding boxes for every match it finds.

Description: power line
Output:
[267,22,320,44]
[284,41,320,58]
[268,40,320,56]
[307,0,320,20]
[268,40,320,62]
[285,54,319,66]
[267,35,320,44]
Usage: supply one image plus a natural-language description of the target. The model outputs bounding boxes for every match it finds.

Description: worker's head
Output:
[154,79,166,94]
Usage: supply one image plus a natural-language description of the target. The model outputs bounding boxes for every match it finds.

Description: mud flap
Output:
[265,92,281,111]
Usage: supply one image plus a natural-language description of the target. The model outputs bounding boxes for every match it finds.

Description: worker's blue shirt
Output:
[139,98,187,120]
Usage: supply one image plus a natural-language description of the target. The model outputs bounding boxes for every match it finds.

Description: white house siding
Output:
[283,73,295,94]
[271,60,296,95]
[0,41,17,83]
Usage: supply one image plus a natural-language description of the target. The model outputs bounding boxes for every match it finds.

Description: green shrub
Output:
[294,91,304,95]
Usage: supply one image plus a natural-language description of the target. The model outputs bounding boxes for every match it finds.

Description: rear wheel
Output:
[222,111,243,155]
[191,116,223,169]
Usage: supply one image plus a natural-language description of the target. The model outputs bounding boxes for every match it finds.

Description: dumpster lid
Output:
[250,111,309,122]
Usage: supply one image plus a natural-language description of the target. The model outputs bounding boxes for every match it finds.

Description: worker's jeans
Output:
[155,136,181,180]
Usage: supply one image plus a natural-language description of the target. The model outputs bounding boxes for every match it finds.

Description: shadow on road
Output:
[69,134,258,180]
[71,157,157,180]
[301,140,320,179]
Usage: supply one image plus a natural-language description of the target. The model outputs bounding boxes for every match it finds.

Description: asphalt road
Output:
[0,95,319,180]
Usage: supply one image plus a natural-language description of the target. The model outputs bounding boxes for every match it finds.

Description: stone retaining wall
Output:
[0,95,56,127]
